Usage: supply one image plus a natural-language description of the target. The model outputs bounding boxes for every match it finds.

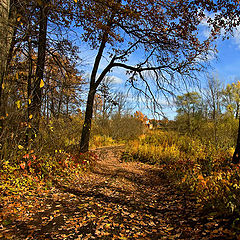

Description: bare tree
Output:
[205,75,223,143]
[75,0,240,152]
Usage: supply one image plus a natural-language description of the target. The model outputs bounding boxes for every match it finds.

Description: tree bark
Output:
[50,88,55,117]
[31,0,49,134]
[232,115,240,164]
[236,102,239,119]
[80,87,96,153]
[0,0,16,139]
[25,34,33,144]
[79,6,118,153]
[0,0,11,103]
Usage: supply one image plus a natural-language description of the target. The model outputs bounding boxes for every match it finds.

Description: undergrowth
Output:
[122,130,240,224]
[0,150,97,200]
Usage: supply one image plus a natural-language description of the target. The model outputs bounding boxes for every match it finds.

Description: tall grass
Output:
[122,130,240,216]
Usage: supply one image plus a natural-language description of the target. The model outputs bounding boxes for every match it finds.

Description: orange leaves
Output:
[2,144,240,239]
[23,154,29,159]
[20,162,26,170]
[197,174,204,180]
[134,111,148,124]
[197,174,207,187]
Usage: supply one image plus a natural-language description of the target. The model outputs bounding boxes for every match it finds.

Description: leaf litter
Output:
[0,146,239,239]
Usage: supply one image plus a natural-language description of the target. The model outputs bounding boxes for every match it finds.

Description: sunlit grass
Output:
[122,130,240,215]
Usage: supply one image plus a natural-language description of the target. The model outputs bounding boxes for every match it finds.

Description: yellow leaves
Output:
[40,79,44,88]
[2,83,5,89]
[227,104,234,113]
[28,99,31,105]
[217,173,223,181]
[88,213,97,218]
[74,0,78,2]
[233,183,240,189]
[16,73,19,80]
[55,149,63,153]
[18,145,24,150]
[29,114,33,119]
[16,100,21,109]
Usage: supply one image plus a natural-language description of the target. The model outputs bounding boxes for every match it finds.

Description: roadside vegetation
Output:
[122,77,240,226]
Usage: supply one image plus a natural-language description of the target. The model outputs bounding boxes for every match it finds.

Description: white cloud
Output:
[110,76,123,84]
[206,51,216,62]
[233,26,240,48]
[199,11,215,39]
[200,10,240,49]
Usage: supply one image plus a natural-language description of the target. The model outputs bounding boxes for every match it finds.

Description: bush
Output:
[110,114,144,140]
[122,130,240,216]
[91,114,145,143]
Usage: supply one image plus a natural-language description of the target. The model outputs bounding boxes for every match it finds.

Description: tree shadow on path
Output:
[1,146,237,240]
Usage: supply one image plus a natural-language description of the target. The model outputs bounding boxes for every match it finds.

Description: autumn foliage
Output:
[2,0,240,239]
[123,130,240,216]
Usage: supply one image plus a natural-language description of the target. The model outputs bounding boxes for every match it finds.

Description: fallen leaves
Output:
[0,146,239,239]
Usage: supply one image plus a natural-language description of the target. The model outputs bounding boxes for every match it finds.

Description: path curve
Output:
[1,145,237,239]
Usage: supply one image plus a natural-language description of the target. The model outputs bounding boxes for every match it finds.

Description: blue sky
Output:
[80,35,240,120]
[128,35,240,120]
[78,12,240,121]
[212,39,240,84]
[160,37,240,120]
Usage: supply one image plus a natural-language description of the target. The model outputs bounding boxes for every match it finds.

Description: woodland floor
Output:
[0,146,239,239]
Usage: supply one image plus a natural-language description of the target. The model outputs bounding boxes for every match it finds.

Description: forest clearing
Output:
[2,0,240,239]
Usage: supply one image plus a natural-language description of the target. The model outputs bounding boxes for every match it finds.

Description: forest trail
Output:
[0,146,237,240]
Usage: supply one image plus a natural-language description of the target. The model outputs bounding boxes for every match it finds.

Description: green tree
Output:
[175,92,202,134]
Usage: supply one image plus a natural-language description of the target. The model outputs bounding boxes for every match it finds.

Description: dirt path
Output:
[0,146,237,239]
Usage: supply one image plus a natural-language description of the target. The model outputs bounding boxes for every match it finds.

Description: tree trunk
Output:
[0,0,16,139]
[233,115,240,164]
[0,0,17,102]
[80,87,96,153]
[0,0,11,101]
[25,35,33,146]
[50,88,55,117]
[236,102,239,119]
[31,0,49,134]
[79,7,117,153]
[57,87,63,118]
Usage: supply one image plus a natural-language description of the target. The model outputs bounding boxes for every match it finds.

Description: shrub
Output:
[122,130,240,216]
